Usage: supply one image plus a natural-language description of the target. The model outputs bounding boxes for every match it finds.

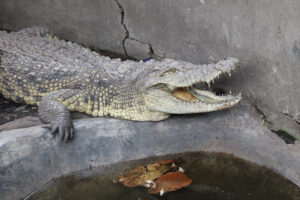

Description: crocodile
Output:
[0,27,241,142]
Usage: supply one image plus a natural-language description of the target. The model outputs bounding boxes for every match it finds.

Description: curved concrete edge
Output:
[0,102,299,200]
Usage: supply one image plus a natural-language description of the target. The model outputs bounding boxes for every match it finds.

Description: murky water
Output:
[27,152,300,200]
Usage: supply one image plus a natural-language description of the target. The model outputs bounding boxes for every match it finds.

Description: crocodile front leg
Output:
[38,89,81,142]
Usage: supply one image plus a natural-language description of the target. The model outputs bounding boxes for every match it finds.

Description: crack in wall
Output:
[114,0,163,59]
[251,103,299,143]
[251,103,273,126]
[148,42,164,60]
[114,0,129,56]
[280,112,300,126]
[126,37,164,60]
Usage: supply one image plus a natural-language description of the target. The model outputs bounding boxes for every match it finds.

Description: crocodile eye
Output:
[160,68,179,76]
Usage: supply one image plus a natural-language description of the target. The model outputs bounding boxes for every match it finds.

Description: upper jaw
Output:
[164,57,240,93]
[204,57,239,87]
[157,57,240,89]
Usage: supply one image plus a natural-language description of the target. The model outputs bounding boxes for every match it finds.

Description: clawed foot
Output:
[42,122,74,143]
[38,90,77,143]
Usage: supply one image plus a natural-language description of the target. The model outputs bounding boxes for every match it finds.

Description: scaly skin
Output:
[0,27,241,142]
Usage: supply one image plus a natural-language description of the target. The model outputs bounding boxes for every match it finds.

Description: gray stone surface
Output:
[0,103,299,200]
[0,0,126,54]
[0,116,41,132]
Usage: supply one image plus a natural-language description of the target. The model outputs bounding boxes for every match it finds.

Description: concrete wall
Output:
[0,0,299,136]
[0,0,126,54]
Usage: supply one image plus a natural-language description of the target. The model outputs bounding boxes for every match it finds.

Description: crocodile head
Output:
[143,57,241,114]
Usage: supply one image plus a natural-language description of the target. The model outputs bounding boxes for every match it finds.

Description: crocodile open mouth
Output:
[171,84,240,104]
[167,57,241,104]
[145,57,241,114]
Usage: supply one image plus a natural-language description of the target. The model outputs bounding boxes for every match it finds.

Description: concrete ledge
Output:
[0,103,299,200]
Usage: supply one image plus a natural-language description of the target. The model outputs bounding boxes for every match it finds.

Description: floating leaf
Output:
[148,172,192,195]
[117,159,181,187]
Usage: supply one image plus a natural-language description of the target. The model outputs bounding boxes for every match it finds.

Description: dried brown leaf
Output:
[148,172,192,194]
[118,159,180,187]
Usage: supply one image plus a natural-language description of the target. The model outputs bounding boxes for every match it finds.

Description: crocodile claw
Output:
[42,121,74,143]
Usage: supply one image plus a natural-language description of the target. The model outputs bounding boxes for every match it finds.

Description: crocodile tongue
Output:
[171,88,198,102]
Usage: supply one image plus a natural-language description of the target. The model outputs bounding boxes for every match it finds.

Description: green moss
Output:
[271,129,296,144]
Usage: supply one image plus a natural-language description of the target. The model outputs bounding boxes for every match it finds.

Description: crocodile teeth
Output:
[206,81,211,88]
